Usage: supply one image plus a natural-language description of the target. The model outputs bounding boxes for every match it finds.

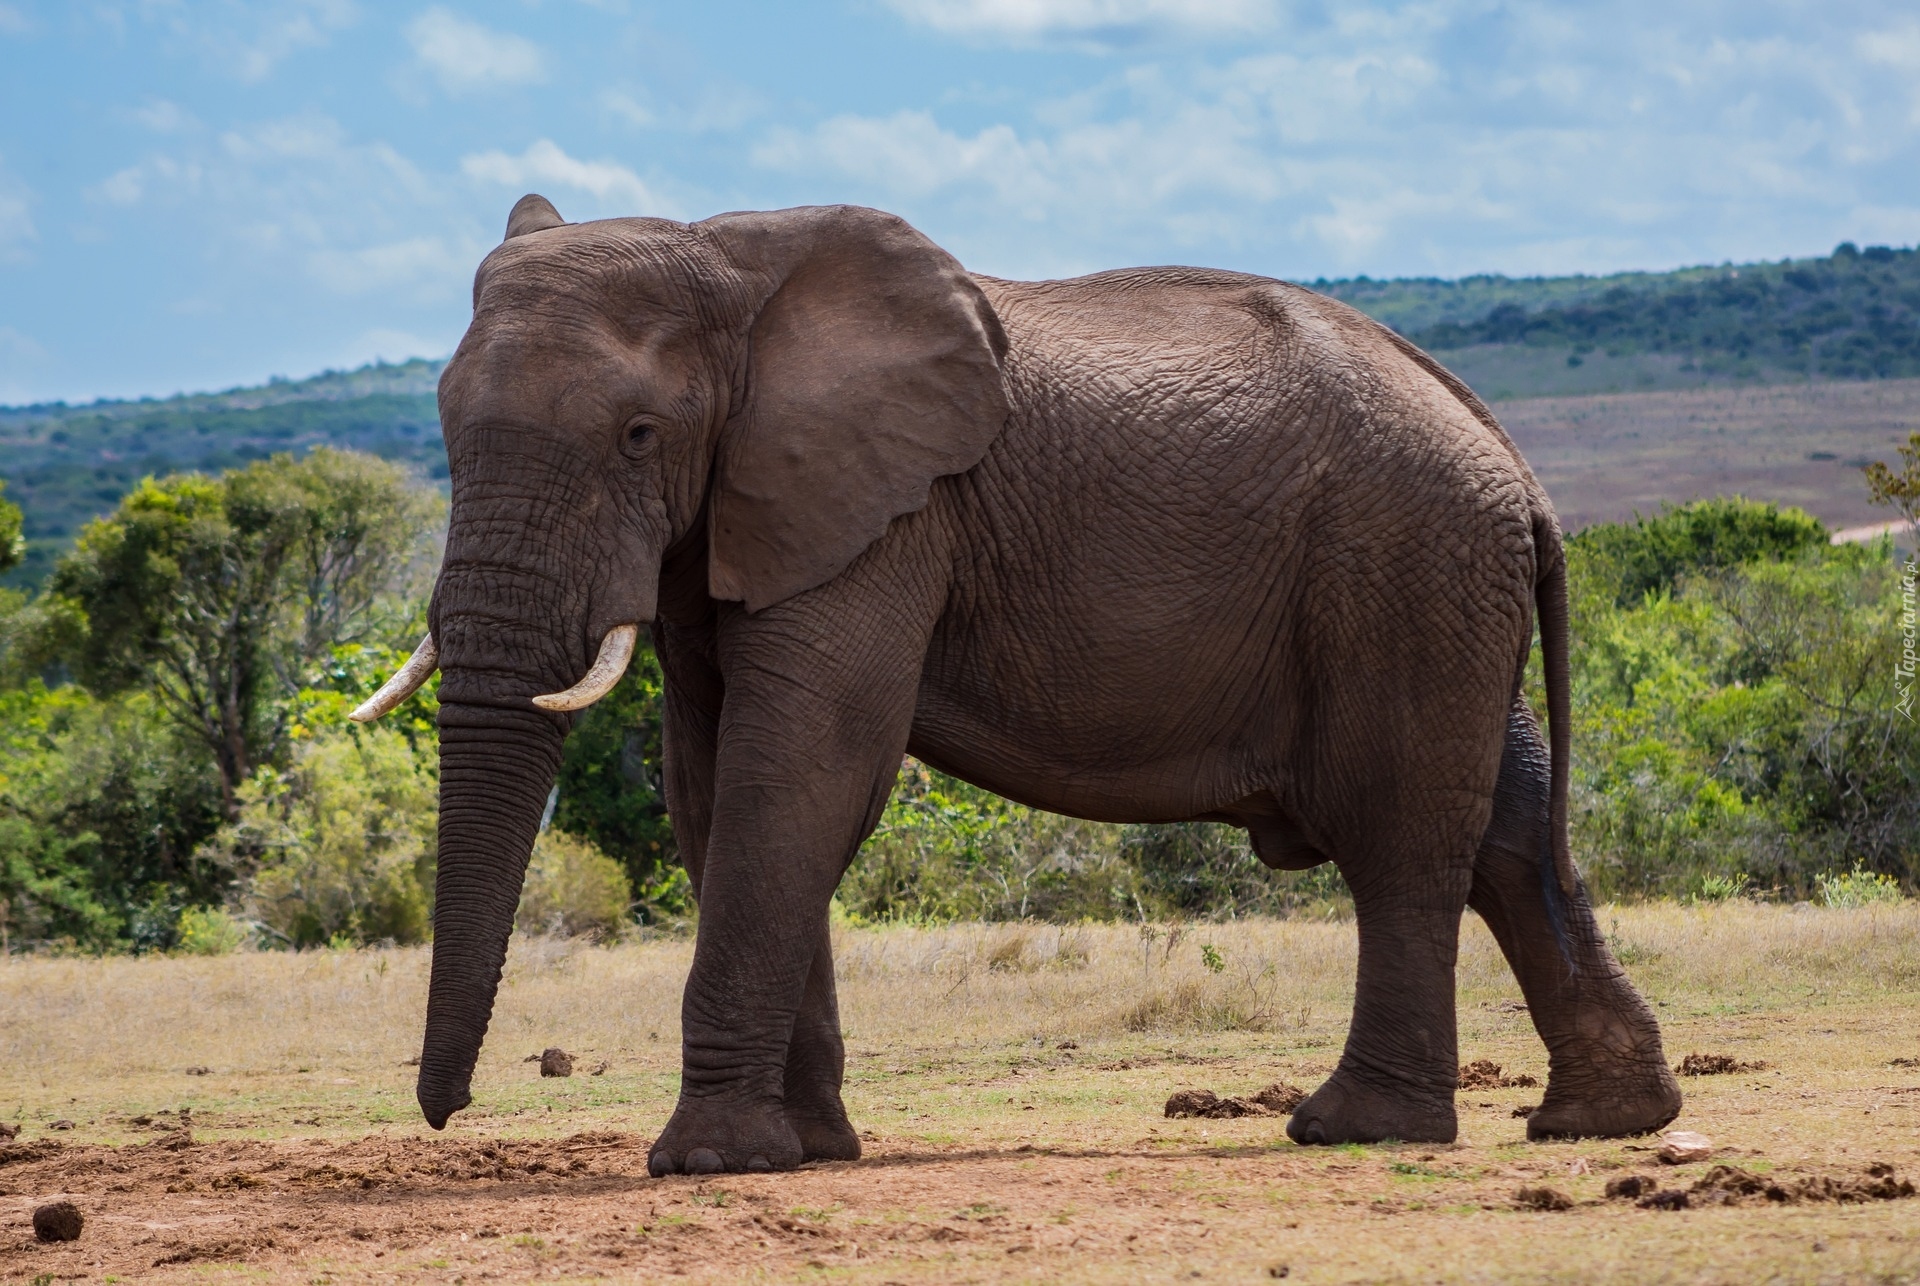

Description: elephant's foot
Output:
[1525,1064,1681,1140]
[648,1097,805,1176]
[787,1106,861,1163]
[1286,1066,1457,1145]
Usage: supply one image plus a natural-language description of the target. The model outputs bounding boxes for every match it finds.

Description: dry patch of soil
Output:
[1496,377,1920,530]
[7,907,1920,1282]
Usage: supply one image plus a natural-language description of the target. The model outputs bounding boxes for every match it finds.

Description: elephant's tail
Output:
[1535,514,1577,903]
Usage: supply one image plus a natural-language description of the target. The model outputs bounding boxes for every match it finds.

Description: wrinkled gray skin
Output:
[417,194,1681,1174]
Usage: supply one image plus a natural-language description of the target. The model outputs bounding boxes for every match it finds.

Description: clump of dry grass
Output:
[3,903,1917,1120]
[1121,976,1276,1033]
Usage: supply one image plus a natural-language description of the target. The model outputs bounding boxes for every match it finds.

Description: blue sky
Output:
[2,1,1918,404]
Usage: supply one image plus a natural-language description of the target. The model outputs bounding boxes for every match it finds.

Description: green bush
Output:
[174,905,250,955]
[517,829,633,939]
[841,762,1345,924]
[201,724,437,948]
[550,654,681,916]
[842,760,1146,923]
[1121,823,1351,919]
[1564,526,1917,899]
[1816,866,1904,908]
[1569,496,1828,608]
[0,682,225,950]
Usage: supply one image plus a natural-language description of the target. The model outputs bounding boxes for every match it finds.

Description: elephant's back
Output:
[974,267,1549,553]
[917,271,1545,819]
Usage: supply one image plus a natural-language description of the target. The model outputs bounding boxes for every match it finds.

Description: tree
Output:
[1568,497,1828,608]
[1864,431,1920,545]
[550,650,685,919]
[0,478,23,576]
[48,450,441,811]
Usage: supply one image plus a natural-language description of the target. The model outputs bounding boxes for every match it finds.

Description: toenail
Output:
[1304,1121,1327,1145]
[746,1155,772,1171]
[686,1148,725,1174]
[647,1152,677,1178]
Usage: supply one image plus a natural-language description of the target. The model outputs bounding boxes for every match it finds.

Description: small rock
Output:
[0,1122,17,1141]
[1605,1175,1654,1200]
[33,1201,83,1242]
[1514,1185,1575,1211]
[1657,1130,1714,1164]
[47,1120,74,1131]
[539,1047,573,1078]
[184,1066,211,1076]
[590,1061,610,1076]
[1638,1189,1690,1211]
[1568,1158,1591,1176]
[1057,1040,1079,1050]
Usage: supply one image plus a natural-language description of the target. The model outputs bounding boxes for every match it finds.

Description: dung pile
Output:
[1458,1060,1538,1090]
[1676,1052,1770,1076]
[1606,1163,1915,1211]
[1164,1084,1309,1119]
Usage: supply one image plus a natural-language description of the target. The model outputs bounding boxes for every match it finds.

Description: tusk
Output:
[349,634,439,723]
[531,625,638,712]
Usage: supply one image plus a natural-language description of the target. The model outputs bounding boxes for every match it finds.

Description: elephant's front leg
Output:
[647,600,927,1177]
[783,931,860,1162]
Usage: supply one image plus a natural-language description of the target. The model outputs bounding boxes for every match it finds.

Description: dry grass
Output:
[5,903,1920,1283]
[1495,376,1920,530]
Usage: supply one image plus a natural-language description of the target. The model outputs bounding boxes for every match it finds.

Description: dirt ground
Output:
[5,907,1920,1284]
[1494,375,1920,531]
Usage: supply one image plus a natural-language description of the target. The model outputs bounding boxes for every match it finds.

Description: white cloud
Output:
[335,327,456,370]
[95,165,147,206]
[1858,21,1920,70]
[0,326,51,405]
[883,0,1275,40]
[0,154,34,261]
[0,4,32,36]
[461,139,670,218]
[82,114,484,306]
[130,99,196,134]
[407,7,546,94]
[599,88,655,129]
[226,0,357,81]
[310,236,470,295]
[757,5,1920,280]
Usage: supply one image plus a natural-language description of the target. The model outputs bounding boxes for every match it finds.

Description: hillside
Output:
[3,240,1916,586]
[1319,241,1920,400]
[0,360,445,586]
[1499,377,1920,532]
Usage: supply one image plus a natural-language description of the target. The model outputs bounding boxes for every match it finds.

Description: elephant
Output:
[352,193,1682,1174]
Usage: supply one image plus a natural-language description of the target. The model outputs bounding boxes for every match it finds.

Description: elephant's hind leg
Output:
[1468,699,1681,1139]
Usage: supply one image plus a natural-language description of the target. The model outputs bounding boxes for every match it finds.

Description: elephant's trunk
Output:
[416,706,564,1129]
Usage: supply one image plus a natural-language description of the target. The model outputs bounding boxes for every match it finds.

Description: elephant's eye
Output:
[622,418,658,455]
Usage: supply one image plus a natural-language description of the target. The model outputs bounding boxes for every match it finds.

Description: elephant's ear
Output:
[699,206,1009,612]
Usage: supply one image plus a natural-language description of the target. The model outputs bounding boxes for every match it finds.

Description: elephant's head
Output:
[351,195,1009,1129]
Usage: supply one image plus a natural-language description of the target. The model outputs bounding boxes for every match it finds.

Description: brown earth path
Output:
[1495,376,1920,531]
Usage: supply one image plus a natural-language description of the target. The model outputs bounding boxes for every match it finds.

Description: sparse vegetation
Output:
[3,904,1920,1282]
[515,829,632,941]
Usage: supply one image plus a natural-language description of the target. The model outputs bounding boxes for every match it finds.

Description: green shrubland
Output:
[0,447,1913,952]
